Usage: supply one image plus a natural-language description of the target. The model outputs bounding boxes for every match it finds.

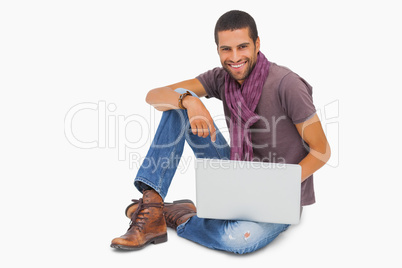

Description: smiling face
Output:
[217,27,260,85]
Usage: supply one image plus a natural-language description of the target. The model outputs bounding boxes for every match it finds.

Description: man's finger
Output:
[190,122,198,135]
[197,123,205,137]
[201,122,210,138]
[209,122,217,142]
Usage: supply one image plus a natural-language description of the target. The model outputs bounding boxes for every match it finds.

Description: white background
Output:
[1,0,401,267]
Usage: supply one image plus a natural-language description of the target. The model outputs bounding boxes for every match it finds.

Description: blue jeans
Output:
[134,88,290,254]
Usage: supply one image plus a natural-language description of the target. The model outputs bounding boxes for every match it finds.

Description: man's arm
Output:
[295,114,331,182]
[145,78,217,142]
[145,78,207,111]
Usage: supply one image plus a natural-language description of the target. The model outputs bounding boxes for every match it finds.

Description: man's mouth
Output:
[229,61,247,69]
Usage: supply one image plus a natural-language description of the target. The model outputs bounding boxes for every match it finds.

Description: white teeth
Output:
[231,63,245,68]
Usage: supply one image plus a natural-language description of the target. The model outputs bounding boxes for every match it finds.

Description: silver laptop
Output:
[195,158,302,224]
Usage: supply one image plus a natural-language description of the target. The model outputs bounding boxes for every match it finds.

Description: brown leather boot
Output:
[125,199,196,230]
[163,201,197,229]
[111,190,167,250]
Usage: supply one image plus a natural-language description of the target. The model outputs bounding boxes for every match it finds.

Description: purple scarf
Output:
[225,52,270,161]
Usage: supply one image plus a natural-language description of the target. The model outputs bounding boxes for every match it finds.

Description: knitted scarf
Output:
[224,51,270,161]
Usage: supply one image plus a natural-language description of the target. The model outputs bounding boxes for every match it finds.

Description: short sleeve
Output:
[278,72,316,124]
[196,67,226,100]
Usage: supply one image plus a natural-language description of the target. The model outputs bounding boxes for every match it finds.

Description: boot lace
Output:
[128,198,163,232]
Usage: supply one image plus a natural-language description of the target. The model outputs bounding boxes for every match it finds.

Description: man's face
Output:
[217,27,260,85]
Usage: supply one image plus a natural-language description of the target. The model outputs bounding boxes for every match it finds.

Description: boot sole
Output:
[110,233,168,250]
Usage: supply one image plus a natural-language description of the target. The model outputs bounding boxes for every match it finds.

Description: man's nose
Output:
[230,49,241,62]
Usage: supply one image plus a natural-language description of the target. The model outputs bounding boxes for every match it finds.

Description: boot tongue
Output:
[126,191,164,231]
[143,190,163,204]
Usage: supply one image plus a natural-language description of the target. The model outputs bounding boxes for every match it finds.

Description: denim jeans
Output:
[134,88,290,254]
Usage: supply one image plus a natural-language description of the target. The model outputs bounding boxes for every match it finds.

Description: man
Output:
[111,10,330,254]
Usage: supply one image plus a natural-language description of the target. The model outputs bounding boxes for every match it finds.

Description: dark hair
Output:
[214,10,258,46]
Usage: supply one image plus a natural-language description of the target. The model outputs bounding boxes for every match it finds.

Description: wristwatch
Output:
[178,91,192,109]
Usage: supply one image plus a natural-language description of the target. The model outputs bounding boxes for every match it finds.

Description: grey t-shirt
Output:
[196,62,316,206]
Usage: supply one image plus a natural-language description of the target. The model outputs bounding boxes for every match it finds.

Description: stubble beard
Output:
[223,55,258,83]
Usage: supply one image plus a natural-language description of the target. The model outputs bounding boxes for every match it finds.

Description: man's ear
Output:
[256,36,260,52]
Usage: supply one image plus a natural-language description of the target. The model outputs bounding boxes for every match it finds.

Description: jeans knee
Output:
[163,108,188,121]
[219,222,290,254]
[159,109,190,134]
[174,88,200,98]
[219,229,261,254]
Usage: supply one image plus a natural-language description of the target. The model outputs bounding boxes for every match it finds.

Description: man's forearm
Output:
[298,142,331,182]
[294,114,331,183]
[145,87,182,111]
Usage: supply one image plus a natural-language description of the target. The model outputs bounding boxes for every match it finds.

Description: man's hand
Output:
[183,96,216,142]
[145,78,216,141]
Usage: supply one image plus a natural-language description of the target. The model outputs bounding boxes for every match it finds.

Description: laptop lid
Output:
[195,158,301,224]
